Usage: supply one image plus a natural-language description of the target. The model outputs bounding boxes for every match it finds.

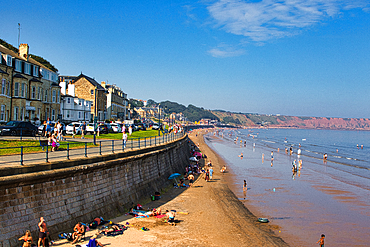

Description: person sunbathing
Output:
[72,222,85,244]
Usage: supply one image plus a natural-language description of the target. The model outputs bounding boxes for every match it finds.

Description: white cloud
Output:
[208,44,246,57]
[207,0,369,42]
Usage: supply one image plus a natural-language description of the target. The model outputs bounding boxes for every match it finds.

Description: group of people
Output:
[18,217,48,247]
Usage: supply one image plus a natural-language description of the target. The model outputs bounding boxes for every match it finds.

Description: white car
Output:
[66,123,82,135]
[110,123,123,132]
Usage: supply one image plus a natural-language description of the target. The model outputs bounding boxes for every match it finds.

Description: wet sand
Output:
[53,130,288,247]
[206,129,370,247]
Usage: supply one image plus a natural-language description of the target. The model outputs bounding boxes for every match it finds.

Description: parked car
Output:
[86,123,95,134]
[66,123,82,135]
[135,123,147,131]
[97,124,109,134]
[38,122,66,135]
[0,121,38,136]
[152,123,162,130]
[105,123,114,133]
[110,123,123,133]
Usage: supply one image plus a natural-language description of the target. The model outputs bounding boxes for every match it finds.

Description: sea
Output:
[204,128,370,247]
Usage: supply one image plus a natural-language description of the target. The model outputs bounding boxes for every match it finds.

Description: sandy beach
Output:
[53,130,288,247]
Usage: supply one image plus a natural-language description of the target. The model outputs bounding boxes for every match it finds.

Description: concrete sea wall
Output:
[0,136,190,247]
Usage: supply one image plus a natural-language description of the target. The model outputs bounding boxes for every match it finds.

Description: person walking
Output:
[209,167,213,180]
[81,122,86,139]
[205,169,210,182]
[128,125,132,136]
[122,131,127,148]
[72,124,76,138]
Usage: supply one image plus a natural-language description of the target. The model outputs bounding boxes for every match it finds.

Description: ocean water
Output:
[205,128,370,247]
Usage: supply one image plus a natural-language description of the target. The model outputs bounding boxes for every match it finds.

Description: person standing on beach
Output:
[188,173,194,187]
[38,217,48,247]
[205,169,210,182]
[209,167,213,180]
[271,151,274,161]
[316,234,325,247]
[243,180,247,191]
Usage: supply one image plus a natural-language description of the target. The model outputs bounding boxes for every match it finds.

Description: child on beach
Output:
[316,234,325,247]
[243,180,247,191]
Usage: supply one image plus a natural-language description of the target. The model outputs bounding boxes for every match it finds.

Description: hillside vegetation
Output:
[212,110,370,130]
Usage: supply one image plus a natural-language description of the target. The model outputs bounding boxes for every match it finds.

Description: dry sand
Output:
[54,130,288,247]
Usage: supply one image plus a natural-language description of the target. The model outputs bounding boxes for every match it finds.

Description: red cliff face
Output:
[274,116,370,130]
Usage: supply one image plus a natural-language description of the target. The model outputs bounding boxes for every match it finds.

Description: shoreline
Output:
[53,130,288,246]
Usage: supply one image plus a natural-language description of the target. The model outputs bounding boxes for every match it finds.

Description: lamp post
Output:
[93,87,97,145]
[158,104,161,136]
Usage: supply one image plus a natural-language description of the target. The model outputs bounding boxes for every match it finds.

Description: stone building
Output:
[59,74,106,121]
[101,81,128,121]
[0,43,61,124]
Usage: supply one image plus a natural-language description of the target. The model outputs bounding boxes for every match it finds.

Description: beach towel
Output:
[87,239,97,247]
[155,214,166,218]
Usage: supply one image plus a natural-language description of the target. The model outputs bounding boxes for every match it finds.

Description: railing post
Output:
[67,143,70,160]
[20,146,24,165]
[131,139,133,149]
[144,137,146,148]
[150,136,152,146]
[20,129,23,141]
[112,140,114,153]
[99,141,102,155]
[138,138,140,149]
[122,139,124,151]
[85,142,87,157]
[46,145,49,163]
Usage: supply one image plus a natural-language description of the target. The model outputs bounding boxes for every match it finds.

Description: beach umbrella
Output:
[168,173,181,186]
[189,157,198,161]
[168,173,181,180]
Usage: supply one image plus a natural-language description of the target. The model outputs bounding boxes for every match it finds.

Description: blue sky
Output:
[2,0,370,118]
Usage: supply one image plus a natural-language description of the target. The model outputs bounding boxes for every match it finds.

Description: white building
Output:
[59,79,92,122]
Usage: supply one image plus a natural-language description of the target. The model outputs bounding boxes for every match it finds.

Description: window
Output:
[67,98,70,104]
[33,66,39,77]
[67,110,70,118]
[1,79,5,95]
[21,83,25,98]
[14,107,19,121]
[38,87,41,100]
[7,81,10,96]
[6,55,12,66]
[24,63,31,75]
[51,109,55,121]
[57,91,60,103]
[45,90,48,102]
[0,105,5,121]
[31,86,36,99]
[20,107,24,121]
[14,82,19,97]
[78,112,81,118]
[91,89,94,95]
[52,90,56,102]
[79,101,82,106]
[15,60,22,72]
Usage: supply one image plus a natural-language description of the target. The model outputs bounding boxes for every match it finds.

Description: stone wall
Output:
[0,137,190,247]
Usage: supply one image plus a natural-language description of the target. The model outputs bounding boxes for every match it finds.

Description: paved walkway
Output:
[0,133,182,167]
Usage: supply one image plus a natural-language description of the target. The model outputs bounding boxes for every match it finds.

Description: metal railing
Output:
[0,131,186,166]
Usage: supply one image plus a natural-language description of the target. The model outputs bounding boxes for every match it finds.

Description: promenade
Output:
[0,132,181,168]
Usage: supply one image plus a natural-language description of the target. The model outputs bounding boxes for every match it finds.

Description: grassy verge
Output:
[70,129,164,140]
[0,140,96,155]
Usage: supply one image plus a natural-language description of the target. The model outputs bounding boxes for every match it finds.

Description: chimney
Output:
[101,81,106,88]
[19,44,29,60]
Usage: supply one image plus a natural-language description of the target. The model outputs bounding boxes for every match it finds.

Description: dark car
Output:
[135,123,147,131]
[98,124,109,134]
[0,121,38,136]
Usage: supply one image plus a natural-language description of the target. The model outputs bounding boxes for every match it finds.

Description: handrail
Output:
[0,131,186,166]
